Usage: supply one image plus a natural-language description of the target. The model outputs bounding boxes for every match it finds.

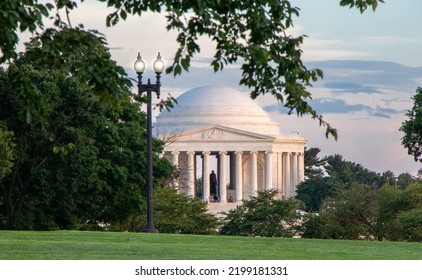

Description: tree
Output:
[380,170,396,187]
[0,41,173,229]
[297,153,386,212]
[0,126,15,181]
[220,189,304,237]
[329,183,378,239]
[394,208,422,242]
[0,0,385,138]
[0,126,15,224]
[396,172,414,189]
[301,213,345,239]
[302,183,422,241]
[376,184,422,241]
[195,177,203,199]
[325,154,384,189]
[400,87,422,163]
[296,177,333,212]
[305,183,379,240]
[304,147,327,179]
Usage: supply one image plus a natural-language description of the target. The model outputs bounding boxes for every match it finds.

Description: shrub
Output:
[220,189,304,237]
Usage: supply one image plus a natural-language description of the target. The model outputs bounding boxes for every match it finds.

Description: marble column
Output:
[284,152,291,199]
[265,151,273,190]
[277,152,283,194]
[229,152,236,191]
[295,152,305,196]
[203,151,210,202]
[292,152,298,188]
[187,151,195,197]
[250,151,258,196]
[298,152,305,183]
[219,151,227,202]
[235,151,243,202]
[171,151,180,188]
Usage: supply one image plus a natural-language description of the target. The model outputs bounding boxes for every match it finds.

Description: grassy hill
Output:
[0,230,420,260]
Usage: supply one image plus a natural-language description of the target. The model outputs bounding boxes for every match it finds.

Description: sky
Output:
[41,0,422,176]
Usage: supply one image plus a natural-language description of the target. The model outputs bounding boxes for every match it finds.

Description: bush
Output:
[0,209,61,230]
[131,187,219,234]
[394,208,422,242]
[220,189,304,237]
[1,211,35,230]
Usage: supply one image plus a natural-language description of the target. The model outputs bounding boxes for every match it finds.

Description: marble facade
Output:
[155,86,306,212]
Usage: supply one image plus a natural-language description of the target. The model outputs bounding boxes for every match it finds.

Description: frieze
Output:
[203,129,225,140]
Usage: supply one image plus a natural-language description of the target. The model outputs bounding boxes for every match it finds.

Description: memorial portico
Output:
[155,86,306,213]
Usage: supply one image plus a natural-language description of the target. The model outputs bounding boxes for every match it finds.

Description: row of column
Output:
[170,151,304,202]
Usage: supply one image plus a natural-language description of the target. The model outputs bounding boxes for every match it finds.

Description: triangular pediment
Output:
[176,125,275,142]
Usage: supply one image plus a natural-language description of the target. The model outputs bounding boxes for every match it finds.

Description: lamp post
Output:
[134,52,164,233]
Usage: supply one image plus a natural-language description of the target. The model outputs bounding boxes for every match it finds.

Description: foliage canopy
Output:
[143,187,219,234]
[0,127,15,181]
[301,179,422,241]
[400,87,422,163]
[0,41,173,230]
[220,189,304,237]
[0,0,385,138]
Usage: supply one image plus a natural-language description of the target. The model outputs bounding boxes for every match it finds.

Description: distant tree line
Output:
[295,148,421,241]
[219,148,421,242]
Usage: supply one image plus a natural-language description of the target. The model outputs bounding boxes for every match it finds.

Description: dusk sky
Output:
[36,0,422,175]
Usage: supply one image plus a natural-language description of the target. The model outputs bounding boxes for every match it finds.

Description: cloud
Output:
[324,82,380,94]
[307,60,422,89]
[128,62,245,94]
[129,60,420,121]
[310,99,368,115]
[264,98,404,119]
[364,36,422,45]
[134,60,421,97]
[266,111,420,175]
[301,49,373,61]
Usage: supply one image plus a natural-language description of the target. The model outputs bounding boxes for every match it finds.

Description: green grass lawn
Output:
[0,230,420,260]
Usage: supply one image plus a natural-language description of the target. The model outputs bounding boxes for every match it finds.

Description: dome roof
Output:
[155,86,280,135]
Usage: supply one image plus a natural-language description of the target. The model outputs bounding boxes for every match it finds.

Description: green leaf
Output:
[119,9,127,20]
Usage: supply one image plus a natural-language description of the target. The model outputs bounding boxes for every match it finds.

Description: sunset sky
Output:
[41,0,422,175]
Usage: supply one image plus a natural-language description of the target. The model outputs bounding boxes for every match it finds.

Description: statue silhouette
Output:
[210,170,217,200]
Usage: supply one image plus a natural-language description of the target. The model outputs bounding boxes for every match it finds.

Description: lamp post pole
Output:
[134,52,164,233]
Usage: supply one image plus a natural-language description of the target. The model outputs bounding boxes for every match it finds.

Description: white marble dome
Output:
[155,85,280,135]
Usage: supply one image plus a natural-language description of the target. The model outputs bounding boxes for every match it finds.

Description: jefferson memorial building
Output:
[155,86,306,212]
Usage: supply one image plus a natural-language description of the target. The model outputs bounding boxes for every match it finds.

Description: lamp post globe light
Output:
[134,52,164,233]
